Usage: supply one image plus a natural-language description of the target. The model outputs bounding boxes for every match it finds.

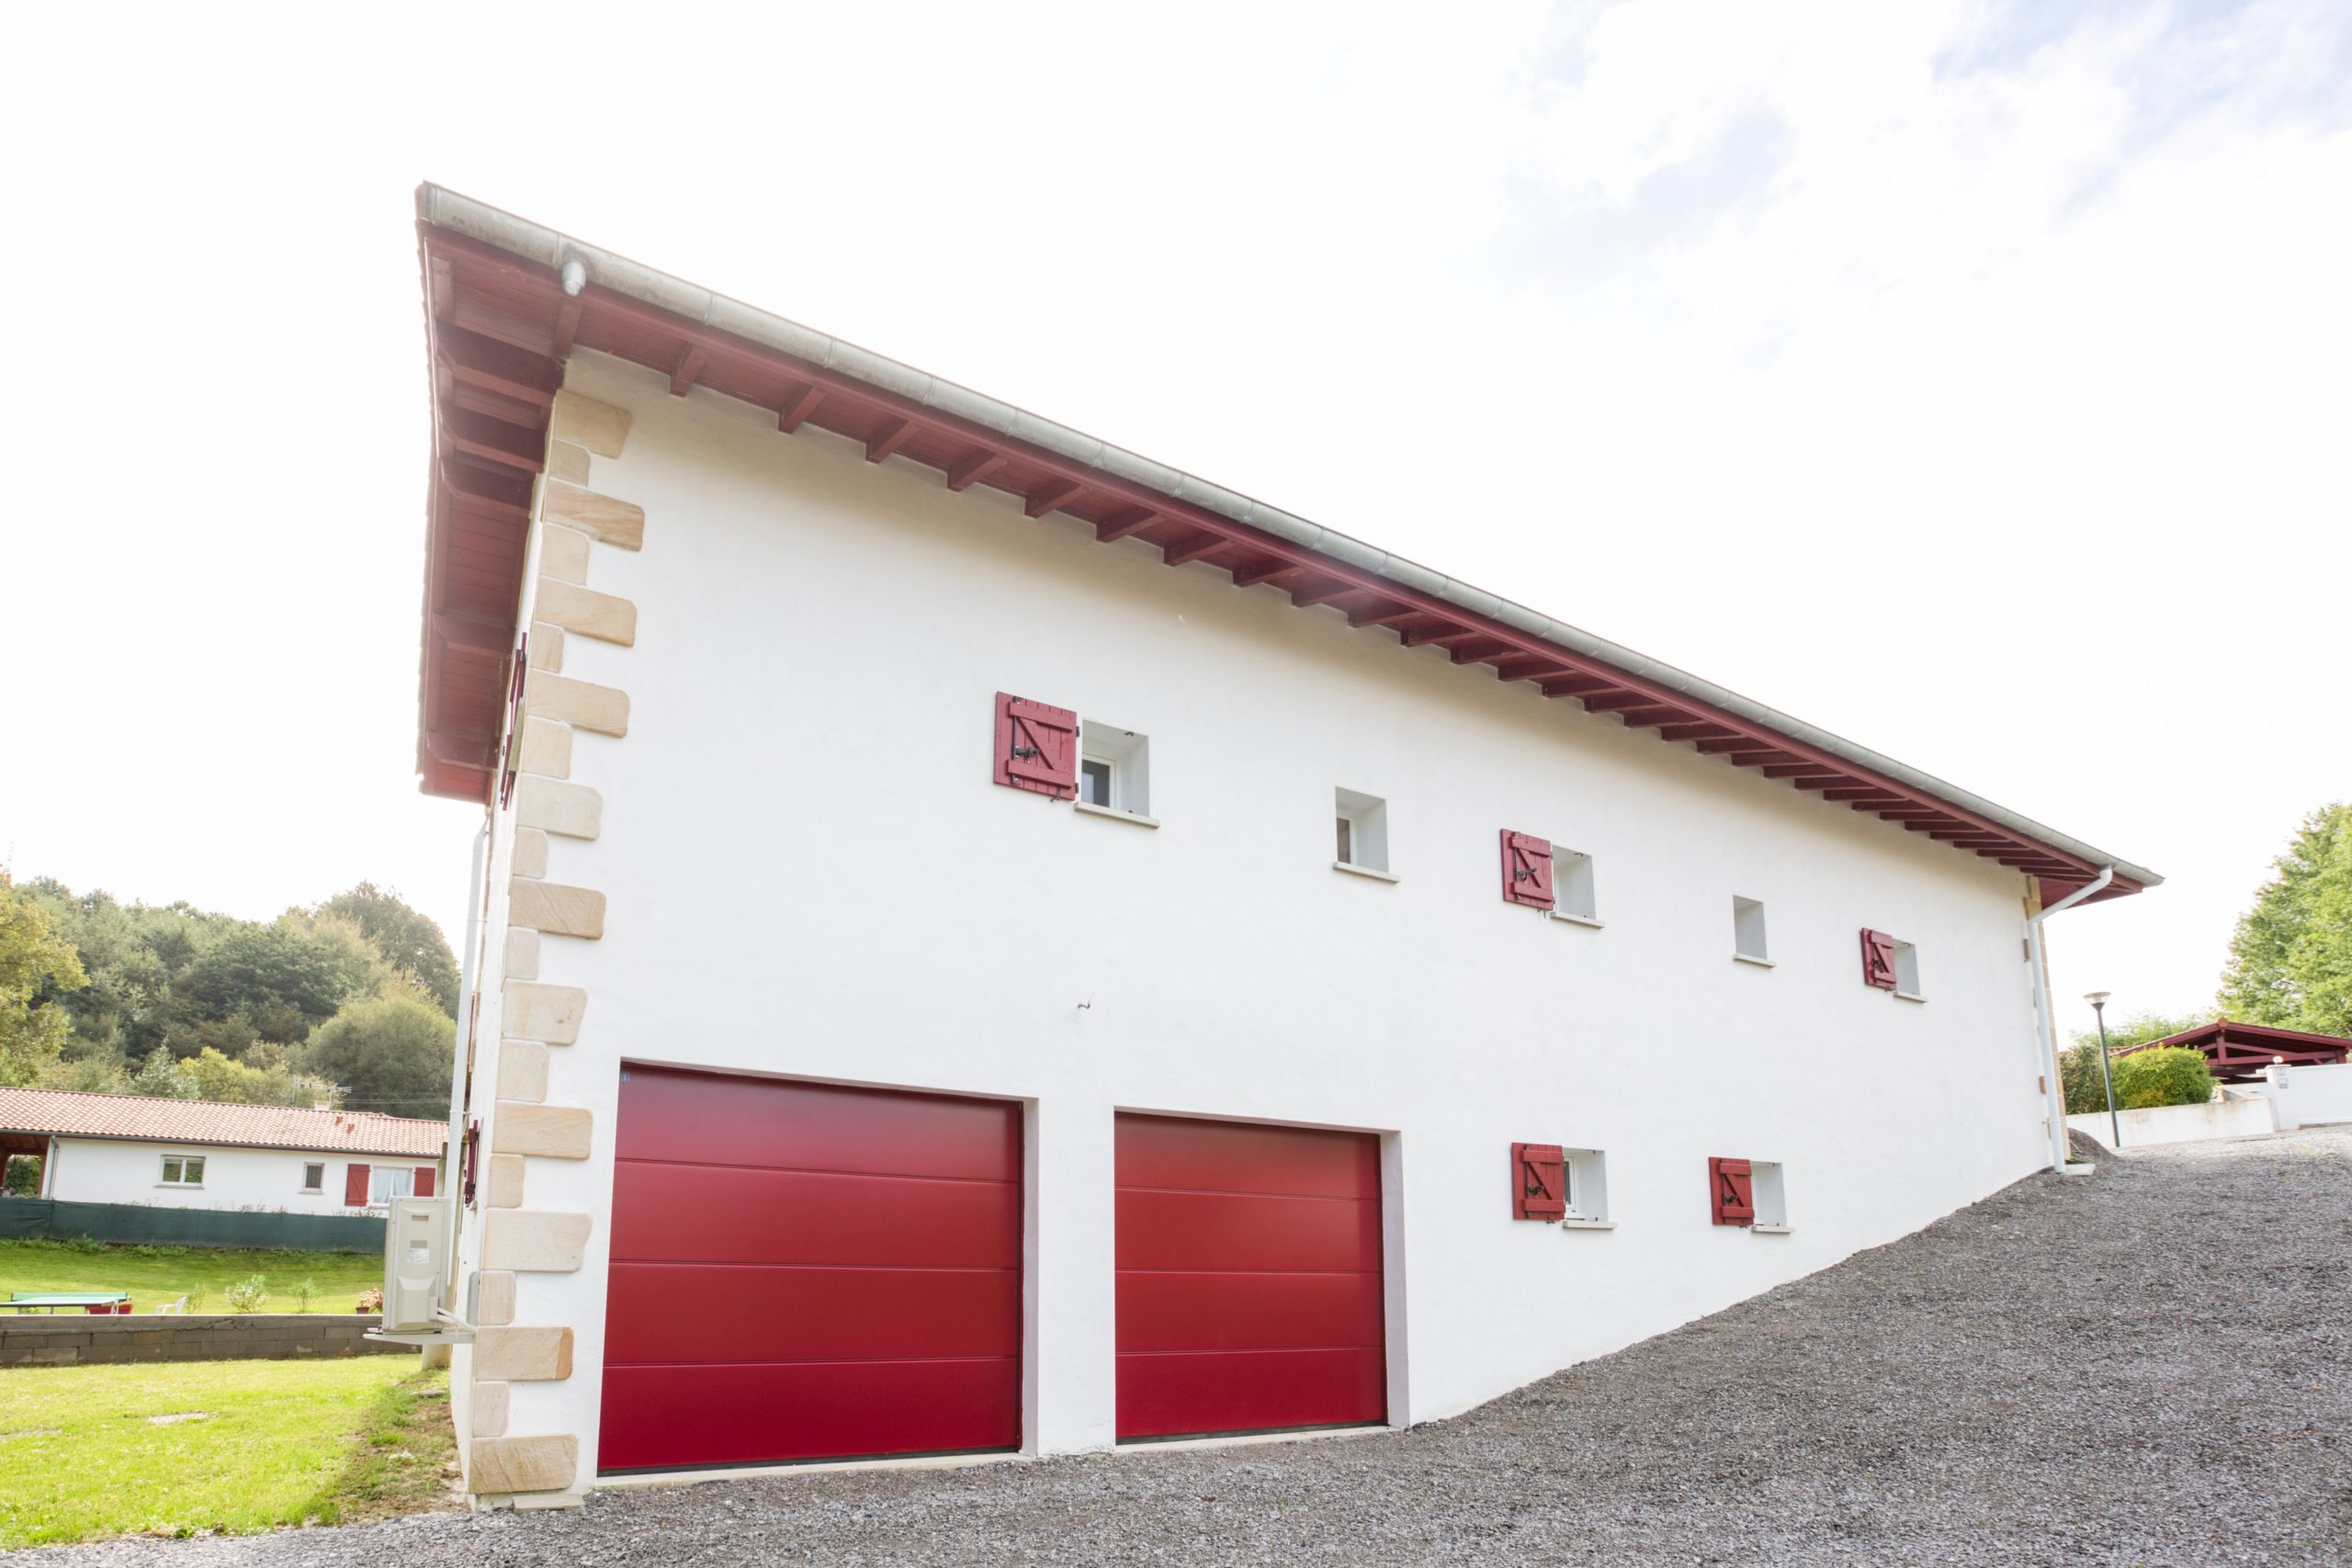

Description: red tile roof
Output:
[0,1088,446,1157]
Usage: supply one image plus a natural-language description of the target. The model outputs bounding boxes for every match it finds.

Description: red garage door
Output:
[1114,1113,1385,1440]
[600,1066,1023,1472]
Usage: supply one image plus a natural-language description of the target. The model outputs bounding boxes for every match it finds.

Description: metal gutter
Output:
[416,184,2161,890]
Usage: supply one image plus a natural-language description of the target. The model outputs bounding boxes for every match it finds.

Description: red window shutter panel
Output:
[1860,929,1898,989]
[344,1164,370,1206]
[993,693,1079,799]
[413,1167,435,1198]
[1709,1157,1755,1225]
[1512,1143,1567,1221]
[1499,830,1555,909]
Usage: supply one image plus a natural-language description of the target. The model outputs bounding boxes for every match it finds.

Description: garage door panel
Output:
[601,1358,1020,1472]
[616,1069,1019,1181]
[1115,1116,1378,1199]
[1115,1188,1380,1273]
[605,1262,1019,1365]
[1116,1348,1385,1438]
[610,1163,1020,1269]
[1116,1269,1383,1354]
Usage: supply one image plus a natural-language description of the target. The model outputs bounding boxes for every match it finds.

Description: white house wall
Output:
[44,1137,439,1213]
[482,351,2061,1488]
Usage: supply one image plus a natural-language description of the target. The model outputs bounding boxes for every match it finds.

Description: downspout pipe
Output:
[446,824,488,1260]
[2029,866,2114,1171]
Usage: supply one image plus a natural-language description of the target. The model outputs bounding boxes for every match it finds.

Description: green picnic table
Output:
[3,1292,131,1314]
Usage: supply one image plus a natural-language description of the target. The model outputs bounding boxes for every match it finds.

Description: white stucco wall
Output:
[2066,1096,2278,1148]
[2239,1061,2352,1131]
[482,352,2076,1479]
[43,1137,441,1213]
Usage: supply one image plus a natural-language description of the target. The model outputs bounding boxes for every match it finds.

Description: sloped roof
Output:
[410,185,2158,906]
[0,1088,445,1157]
[2114,1020,2351,1083]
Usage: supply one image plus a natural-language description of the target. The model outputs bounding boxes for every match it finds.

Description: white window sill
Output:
[1893,991,1928,1004]
[1074,801,1159,829]
[1557,1217,1615,1231]
[154,1184,204,1190]
[1752,1224,1793,1235]
[1733,953,1774,968]
[1331,860,1399,884]
[1548,910,1603,929]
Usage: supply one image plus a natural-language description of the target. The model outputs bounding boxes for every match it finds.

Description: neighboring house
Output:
[0,1089,446,1213]
[2112,1019,2351,1084]
[407,186,2161,1506]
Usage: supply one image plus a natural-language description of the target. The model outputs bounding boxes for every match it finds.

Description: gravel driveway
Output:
[18,1127,2350,1567]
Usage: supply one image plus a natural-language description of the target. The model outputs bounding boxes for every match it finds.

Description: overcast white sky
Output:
[2,1,2345,1045]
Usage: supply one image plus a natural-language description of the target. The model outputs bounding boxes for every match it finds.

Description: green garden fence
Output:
[0,1197,383,1253]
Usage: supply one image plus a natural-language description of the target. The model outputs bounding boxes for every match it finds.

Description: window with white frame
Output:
[1077,721,1151,819]
[368,1167,413,1206]
[300,1162,325,1193]
[1733,897,1770,963]
[1553,849,1598,923]
[1333,787,1391,875]
[159,1155,206,1187]
[1892,940,1923,999]
[1561,1148,1611,1225]
[1750,1160,1790,1230]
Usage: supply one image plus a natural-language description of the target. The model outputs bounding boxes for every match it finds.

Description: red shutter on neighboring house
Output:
[344,1164,370,1206]
[993,693,1078,799]
[1860,929,1898,989]
[413,1167,435,1198]
[1500,830,1555,908]
[1709,1157,1755,1225]
[1512,1143,1567,1221]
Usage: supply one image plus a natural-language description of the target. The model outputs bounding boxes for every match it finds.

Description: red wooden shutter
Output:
[1499,830,1555,908]
[344,1163,370,1206]
[1709,1157,1754,1225]
[1512,1143,1567,1221]
[413,1167,435,1198]
[1860,929,1898,989]
[993,693,1078,799]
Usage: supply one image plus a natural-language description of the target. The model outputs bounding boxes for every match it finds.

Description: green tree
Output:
[1,871,88,1086]
[302,995,454,1116]
[2060,1011,2203,1115]
[2109,1045,2217,1110]
[2218,803,2352,1037]
[315,884,459,1018]
[175,918,379,1047]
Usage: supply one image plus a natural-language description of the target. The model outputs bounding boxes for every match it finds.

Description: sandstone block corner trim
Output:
[540,481,645,550]
[509,879,606,941]
[502,981,586,1044]
[525,671,629,737]
[470,1433,580,1495]
[493,1101,593,1160]
[481,1211,592,1273]
[548,390,630,458]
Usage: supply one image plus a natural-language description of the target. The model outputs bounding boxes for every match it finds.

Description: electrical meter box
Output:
[381,1197,450,1333]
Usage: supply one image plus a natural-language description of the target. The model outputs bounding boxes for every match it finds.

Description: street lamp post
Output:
[2086,991,2120,1149]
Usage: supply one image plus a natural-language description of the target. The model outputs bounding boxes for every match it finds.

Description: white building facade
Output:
[410,188,2159,1506]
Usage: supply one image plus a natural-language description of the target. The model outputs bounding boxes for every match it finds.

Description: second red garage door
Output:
[599,1066,1023,1473]
[1114,1113,1386,1440]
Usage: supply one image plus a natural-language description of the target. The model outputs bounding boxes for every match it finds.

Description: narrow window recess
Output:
[1733,896,1770,964]
[368,1167,414,1206]
[300,1161,324,1193]
[1750,1160,1791,1232]
[1892,939,1924,1001]
[159,1155,205,1188]
[1558,1148,1613,1229]
[1547,850,1598,924]
[1077,721,1152,822]
[1334,787,1391,876]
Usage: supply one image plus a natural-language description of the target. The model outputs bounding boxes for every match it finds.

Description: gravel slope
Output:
[17,1127,2349,1567]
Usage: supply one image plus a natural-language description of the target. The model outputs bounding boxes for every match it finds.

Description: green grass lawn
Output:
[0,1359,458,1547]
[0,1239,379,1314]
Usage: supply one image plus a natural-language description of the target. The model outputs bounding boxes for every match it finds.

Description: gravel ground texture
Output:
[16,1126,2349,1567]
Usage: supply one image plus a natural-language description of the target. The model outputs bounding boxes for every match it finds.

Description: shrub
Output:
[291,1278,318,1313]
[2059,1043,2114,1116]
[222,1274,269,1314]
[2,1154,40,1195]
[2110,1046,2216,1110]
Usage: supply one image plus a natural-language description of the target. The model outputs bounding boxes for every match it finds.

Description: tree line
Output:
[2062,800,2351,1111]
[0,874,457,1119]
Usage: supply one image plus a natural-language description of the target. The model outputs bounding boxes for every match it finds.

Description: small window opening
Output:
[1078,721,1149,817]
[160,1156,205,1187]
[369,1167,413,1206]
[1733,897,1769,963]
[1554,850,1597,922]
[1893,940,1923,999]
[301,1162,325,1193]
[1562,1148,1610,1224]
[1751,1160,1790,1230]
[1334,788,1390,874]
